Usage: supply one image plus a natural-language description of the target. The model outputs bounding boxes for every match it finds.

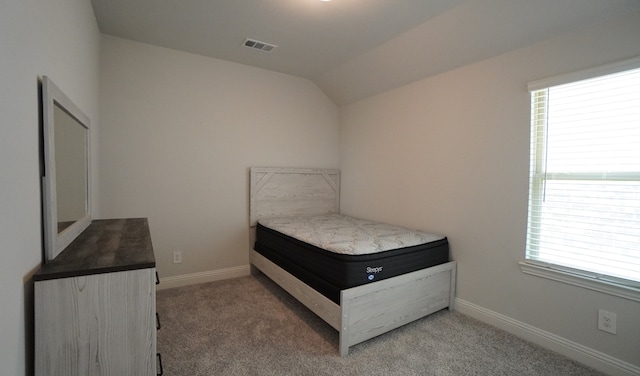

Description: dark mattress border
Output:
[254,222,449,304]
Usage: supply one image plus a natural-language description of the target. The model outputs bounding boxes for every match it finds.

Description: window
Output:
[523,57,640,299]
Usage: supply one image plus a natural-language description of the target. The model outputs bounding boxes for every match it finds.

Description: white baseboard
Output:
[157,265,251,291]
[454,298,640,376]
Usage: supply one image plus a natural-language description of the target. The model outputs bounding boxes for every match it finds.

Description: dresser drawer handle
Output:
[155,271,160,285]
[157,353,163,375]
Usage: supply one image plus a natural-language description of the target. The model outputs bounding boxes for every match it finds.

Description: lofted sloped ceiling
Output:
[91,0,640,105]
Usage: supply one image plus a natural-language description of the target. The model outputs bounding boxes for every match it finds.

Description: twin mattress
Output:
[254,214,449,304]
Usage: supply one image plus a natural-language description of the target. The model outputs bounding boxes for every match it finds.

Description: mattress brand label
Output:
[367,266,383,281]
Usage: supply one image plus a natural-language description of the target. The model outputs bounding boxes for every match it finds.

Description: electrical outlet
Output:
[598,309,617,334]
[173,251,182,264]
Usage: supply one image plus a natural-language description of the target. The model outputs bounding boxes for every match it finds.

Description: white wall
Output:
[0,0,100,375]
[98,35,339,281]
[339,10,640,374]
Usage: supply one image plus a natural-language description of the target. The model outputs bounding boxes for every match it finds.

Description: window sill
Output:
[519,261,640,303]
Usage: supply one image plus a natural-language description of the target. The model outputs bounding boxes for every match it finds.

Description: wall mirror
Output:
[42,76,92,262]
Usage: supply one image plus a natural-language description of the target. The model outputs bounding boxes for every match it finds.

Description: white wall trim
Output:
[519,261,640,303]
[454,298,640,376]
[527,55,640,91]
[157,265,251,291]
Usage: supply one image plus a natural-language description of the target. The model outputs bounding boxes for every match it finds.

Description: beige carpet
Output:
[156,273,605,376]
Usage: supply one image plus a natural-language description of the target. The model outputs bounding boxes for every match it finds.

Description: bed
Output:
[249,167,457,356]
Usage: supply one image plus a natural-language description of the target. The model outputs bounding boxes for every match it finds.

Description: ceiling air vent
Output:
[243,38,277,53]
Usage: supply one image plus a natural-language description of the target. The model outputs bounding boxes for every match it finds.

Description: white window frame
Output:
[521,56,640,303]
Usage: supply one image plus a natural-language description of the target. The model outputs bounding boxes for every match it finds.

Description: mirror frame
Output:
[42,76,92,262]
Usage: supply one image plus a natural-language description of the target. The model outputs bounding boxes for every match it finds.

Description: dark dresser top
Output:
[34,218,155,281]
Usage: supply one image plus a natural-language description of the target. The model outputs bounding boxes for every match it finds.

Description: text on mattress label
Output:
[366,266,383,273]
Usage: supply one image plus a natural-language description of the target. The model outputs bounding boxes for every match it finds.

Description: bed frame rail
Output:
[250,249,341,330]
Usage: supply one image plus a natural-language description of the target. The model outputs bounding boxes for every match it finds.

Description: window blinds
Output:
[526,61,640,287]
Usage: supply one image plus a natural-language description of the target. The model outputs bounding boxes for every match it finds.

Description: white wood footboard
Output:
[339,261,456,356]
[251,249,456,356]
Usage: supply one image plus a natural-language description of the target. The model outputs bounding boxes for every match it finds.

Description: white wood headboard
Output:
[249,167,340,228]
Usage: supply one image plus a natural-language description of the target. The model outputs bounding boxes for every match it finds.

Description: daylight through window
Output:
[525,60,640,288]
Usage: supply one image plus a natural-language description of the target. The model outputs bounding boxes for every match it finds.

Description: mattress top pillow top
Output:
[258,214,445,256]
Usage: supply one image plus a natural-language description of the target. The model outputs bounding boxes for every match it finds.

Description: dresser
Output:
[34,218,160,376]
